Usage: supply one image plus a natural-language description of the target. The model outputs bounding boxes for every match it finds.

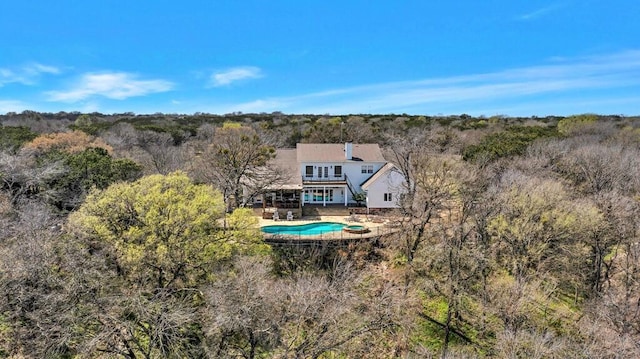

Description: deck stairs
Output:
[344,174,359,196]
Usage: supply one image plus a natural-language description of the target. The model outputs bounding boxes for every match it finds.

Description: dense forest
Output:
[1,110,640,358]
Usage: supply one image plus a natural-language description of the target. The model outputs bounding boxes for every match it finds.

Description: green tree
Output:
[557,114,598,135]
[462,126,558,164]
[45,147,143,211]
[352,191,367,206]
[74,113,93,128]
[68,171,266,289]
[64,172,269,358]
[0,125,37,153]
[303,116,344,143]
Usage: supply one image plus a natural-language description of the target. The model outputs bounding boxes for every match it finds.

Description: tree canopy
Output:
[69,171,268,289]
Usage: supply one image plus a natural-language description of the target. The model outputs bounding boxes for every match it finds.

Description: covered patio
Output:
[254,187,303,220]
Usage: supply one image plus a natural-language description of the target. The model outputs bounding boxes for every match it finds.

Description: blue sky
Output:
[1,0,638,116]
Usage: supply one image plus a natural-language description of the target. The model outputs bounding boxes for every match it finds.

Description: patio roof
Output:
[269,148,303,189]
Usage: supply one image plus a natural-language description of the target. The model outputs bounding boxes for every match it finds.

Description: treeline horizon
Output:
[2,109,637,147]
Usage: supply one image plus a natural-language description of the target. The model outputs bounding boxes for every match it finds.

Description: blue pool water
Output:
[262,222,346,236]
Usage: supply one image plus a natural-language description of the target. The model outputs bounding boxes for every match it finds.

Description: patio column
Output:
[323,186,326,207]
[344,185,347,206]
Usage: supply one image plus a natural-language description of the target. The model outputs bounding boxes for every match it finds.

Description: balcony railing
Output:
[303,174,346,182]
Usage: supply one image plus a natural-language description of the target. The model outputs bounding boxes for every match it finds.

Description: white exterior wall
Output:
[341,162,384,184]
[364,169,405,209]
[299,161,386,202]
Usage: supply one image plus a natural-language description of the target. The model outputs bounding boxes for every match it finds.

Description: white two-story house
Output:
[257,142,405,217]
[298,142,386,206]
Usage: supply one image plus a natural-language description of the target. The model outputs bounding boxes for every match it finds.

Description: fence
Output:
[263,225,398,243]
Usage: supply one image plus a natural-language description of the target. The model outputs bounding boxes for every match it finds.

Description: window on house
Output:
[361,165,374,174]
[384,193,393,202]
[305,166,313,177]
[334,165,342,177]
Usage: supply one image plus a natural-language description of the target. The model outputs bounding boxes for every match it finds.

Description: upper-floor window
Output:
[334,165,342,177]
[361,165,373,174]
[384,193,393,202]
[305,166,313,177]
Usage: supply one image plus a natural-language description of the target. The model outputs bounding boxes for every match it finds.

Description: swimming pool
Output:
[262,222,346,236]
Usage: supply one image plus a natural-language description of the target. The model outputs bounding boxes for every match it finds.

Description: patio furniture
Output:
[345,214,361,222]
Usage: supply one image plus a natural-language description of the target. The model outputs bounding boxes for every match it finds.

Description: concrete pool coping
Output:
[258,215,387,228]
[258,215,397,241]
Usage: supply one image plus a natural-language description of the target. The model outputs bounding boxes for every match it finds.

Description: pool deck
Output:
[259,215,398,242]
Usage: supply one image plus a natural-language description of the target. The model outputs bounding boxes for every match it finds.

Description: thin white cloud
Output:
[210,66,263,87]
[0,63,61,86]
[474,95,640,118]
[517,3,564,21]
[213,50,640,115]
[25,63,61,75]
[47,72,173,102]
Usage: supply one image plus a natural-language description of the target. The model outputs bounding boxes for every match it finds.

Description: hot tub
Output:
[343,224,370,234]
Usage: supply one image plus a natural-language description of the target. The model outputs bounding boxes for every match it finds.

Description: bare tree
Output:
[342,116,379,143]
[0,202,73,357]
[487,171,575,282]
[280,263,408,358]
[204,257,411,358]
[134,130,187,175]
[386,148,462,265]
[0,150,65,204]
[189,125,282,210]
[204,257,287,359]
[423,173,488,358]
[76,288,204,359]
[558,142,640,195]
[576,300,640,358]
[493,328,570,359]
[100,122,140,152]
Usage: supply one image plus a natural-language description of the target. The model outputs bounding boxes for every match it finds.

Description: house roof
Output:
[296,143,386,163]
[361,162,399,190]
[269,148,303,189]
